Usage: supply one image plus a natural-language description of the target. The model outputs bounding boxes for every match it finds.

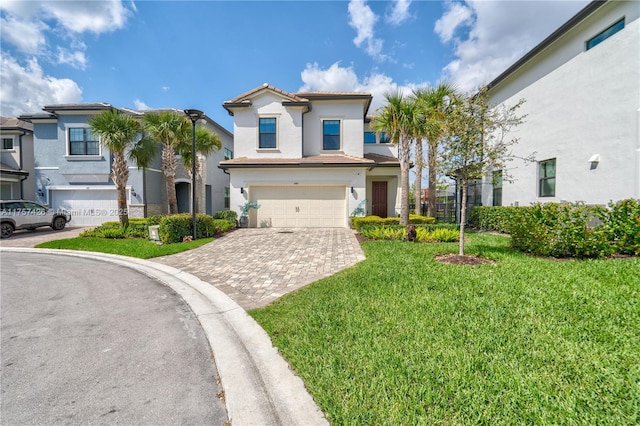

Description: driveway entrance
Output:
[154,228,365,310]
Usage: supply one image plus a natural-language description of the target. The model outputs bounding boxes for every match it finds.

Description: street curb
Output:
[1,248,328,426]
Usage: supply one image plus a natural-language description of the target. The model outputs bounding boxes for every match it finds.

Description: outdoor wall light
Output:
[131,187,137,197]
[588,154,600,170]
[241,187,245,194]
[37,189,44,197]
[351,186,355,194]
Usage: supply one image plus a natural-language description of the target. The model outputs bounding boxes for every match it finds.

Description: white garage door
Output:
[250,186,346,228]
[51,189,119,226]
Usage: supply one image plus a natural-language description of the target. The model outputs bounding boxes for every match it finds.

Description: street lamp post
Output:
[184,109,204,240]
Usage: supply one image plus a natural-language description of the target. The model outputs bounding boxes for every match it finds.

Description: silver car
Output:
[0,200,72,238]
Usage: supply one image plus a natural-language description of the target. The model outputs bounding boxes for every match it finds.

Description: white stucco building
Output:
[483,0,639,207]
[220,84,401,228]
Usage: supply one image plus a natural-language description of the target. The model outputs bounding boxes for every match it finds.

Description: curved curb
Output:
[0,248,328,426]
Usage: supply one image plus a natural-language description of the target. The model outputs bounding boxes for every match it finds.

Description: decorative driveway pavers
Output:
[153,228,366,310]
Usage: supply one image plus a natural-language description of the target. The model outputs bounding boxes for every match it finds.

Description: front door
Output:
[372,181,387,217]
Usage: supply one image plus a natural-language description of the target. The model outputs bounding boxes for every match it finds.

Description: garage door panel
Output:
[251,186,345,228]
[51,189,119,226]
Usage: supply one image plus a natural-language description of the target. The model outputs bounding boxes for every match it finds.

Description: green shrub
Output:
[510,202,612,259]
[359,224,459,242]
[598,198,640,255]
[470,206,520,233]
[214,210,238,222]
[351,215,436,231]
[159,214,235,243]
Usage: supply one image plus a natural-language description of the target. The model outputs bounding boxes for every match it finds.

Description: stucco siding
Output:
[486,1,639,206]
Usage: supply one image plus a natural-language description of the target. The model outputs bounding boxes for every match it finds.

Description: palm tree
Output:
[176,126,222,212]
[142,111,191,214]
[89,109,144,227]
[414,82,458,219]
[372,90,421,225]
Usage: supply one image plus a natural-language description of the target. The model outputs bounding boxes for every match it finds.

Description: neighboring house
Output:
[220,83,401,228]
[0,117,34,200]
[482,0,639,207]
[19,104,232,226]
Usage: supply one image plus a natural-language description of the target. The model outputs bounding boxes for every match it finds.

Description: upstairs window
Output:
[380,132,390,144]
[69,127,99,155]
[259,117,277,149]
[539,158,556,197]
[586,18,624,50]
[2,137,13,149]
[492,170,503,206]
[224,147,233,160]
[364,132,376,144]
[323,120,340,150]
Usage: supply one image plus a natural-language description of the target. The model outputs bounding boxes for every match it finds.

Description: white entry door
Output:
[250,186,346,228]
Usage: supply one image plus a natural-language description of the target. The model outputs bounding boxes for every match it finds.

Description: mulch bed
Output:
[433,254,496,266]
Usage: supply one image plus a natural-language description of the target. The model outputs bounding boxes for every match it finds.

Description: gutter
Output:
[486,0,607,91]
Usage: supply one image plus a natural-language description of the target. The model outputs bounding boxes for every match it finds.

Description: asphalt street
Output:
[1,251,228,425]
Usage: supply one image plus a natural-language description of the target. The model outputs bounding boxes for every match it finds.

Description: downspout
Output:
[18,131,28,199]
[301,104,311,155]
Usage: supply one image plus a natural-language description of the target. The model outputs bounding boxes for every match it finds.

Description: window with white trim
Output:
[69,128,99,155]
[492,170,502,206]
[323,120,340,150]
[539,158,556,197]
[259,117,277,149]
[2,137,13,149]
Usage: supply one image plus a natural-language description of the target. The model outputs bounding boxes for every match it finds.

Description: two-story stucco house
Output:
[19,104,233,226]
[482,0,639,207]
[1,117,34,201]
[220,84,401,228]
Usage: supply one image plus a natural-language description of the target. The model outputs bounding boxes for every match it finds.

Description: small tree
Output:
[89,109,151,227]
[442,89,527,255]
[372,90,422,225]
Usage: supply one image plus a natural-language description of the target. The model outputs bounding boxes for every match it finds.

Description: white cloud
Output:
[348,0,387,61]
[436,0,589,93]
[0,15,49,55]
[434,1,473,43]
[0,55,82,116]
[133,99,151,110]
[386,0,412,26]
[0,1,133,116]
[162,86,170,92]
[56,48,87,70]
[299,62,429,114]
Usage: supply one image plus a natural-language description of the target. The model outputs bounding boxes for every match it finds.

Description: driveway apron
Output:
[154,228,365,310]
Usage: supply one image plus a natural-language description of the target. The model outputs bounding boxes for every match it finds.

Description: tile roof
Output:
[220,153,399,168]
[225,83,308,104]
[0,116,33,131]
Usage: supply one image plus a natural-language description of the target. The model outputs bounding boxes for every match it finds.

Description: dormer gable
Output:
[223,83,310,116]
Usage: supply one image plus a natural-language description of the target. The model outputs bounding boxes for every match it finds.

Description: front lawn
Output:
[36,237,213,258]
[250,233,640,424]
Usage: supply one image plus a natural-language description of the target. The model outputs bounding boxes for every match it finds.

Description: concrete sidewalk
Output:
[1,247,329,426]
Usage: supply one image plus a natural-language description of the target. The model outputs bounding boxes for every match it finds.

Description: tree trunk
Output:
[459,181,467,256]
[162,142,178,214]
[399,135,411,225]
[112,151,129,228]
[427,140,437,218]
[414,139,423,216]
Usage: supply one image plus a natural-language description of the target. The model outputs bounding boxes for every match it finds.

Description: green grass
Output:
[35,237,213,259]
[250,233,640,425]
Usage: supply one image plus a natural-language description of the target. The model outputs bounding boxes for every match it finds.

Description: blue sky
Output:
[1,0,589,131]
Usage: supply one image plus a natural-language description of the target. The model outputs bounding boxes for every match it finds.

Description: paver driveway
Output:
[153,228,365,310]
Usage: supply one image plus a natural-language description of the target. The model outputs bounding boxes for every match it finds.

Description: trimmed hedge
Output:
[359,224,459,242]
[351,215,436,232]
[159,213,234,244]
[214,210,238,222]
[81,214,235,243]
[471,200,639,258]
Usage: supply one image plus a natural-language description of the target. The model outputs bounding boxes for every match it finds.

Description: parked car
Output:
[0,200,72,238]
